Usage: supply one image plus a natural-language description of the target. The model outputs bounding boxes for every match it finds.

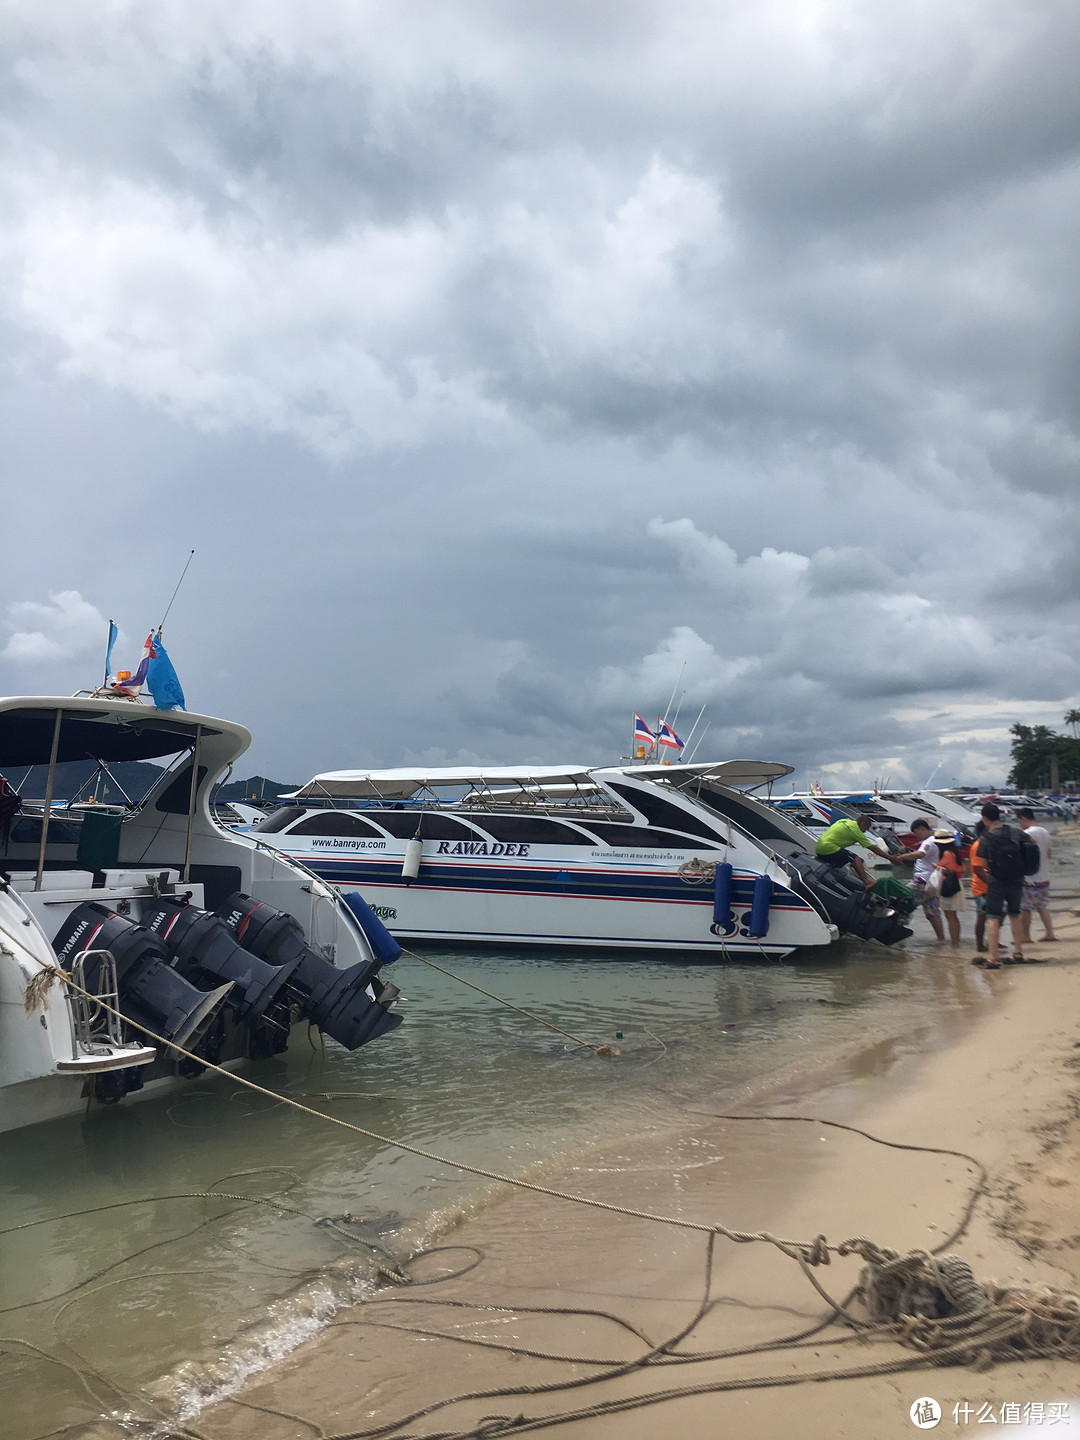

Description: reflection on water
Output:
[0,919,1004,1436]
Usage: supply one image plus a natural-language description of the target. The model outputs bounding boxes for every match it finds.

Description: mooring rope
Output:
[17,961,1080,1440]
[399,947,616,1055]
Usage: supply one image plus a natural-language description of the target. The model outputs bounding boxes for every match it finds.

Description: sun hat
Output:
[932,827,954,842]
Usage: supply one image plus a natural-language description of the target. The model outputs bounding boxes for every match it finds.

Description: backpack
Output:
[940,865,961,898]
[984,824,1041,882]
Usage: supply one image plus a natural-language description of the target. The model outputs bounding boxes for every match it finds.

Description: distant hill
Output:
[216,775,301,802]
[3,760,166,804]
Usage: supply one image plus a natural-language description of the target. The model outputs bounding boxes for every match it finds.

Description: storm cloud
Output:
[3,1,1079,787]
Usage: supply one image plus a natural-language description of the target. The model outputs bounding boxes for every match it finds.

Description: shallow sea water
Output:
[4,851,1070,1440]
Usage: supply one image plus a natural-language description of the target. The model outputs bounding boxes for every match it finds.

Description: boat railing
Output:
[66,948,126,1058]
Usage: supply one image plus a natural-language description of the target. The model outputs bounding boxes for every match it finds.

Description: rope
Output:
[399,947,616,1055]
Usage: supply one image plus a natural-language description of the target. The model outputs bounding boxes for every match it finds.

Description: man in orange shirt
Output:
[969,821,989,958]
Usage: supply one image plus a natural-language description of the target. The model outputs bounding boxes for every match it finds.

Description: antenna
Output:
[681,703,707,753]
[157,549,196,634]
[661,663,686,725]
[686,721,710,762]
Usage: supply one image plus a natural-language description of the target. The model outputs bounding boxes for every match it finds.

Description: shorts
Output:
[984,877,1023,919]
[1021,879,1049,912]
[818,848,855,870]
[911,877,941,919]
[940,889,967,913]
[973,894,989,914]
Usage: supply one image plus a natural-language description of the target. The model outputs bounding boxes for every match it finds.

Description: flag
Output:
[656,719,684,751]
[110,633,156,696]
[103,621,118,685]
[633,713,655,748]
[147,633,186,711]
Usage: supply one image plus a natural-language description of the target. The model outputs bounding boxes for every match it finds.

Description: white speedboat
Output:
[0,695,402,1133]
[250,760,913,958]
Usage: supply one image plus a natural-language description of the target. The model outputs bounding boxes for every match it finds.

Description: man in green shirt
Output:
[815,815,908,889]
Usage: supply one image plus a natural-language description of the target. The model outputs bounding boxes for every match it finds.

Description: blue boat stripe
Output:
[299,857,814,911]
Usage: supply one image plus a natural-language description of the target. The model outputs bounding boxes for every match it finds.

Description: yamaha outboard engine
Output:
[52,903,232,1052]
[139,900,301,1048]
[215,893,402,1050]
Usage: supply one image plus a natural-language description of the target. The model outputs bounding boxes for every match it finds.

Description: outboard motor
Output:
[140,900,302,1031]
[215,893,402,1050]
[52,903,232,1052]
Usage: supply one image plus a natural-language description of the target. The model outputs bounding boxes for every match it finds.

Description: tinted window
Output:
[695,790,796,843]
[368,811,482,840]
[470,815,594,845]
[583,823,722,849]
[607,784,724,841]
[250,805,308,833]
[289,812,387,837]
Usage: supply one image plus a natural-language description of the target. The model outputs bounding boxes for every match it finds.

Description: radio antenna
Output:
[157,550,195,634]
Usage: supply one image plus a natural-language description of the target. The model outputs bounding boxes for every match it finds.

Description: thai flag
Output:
[633,713,655,747]
[111,633,157,695]
[656,719,684,751]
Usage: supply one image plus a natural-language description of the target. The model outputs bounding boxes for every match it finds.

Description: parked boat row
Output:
[3,685,1000,1135]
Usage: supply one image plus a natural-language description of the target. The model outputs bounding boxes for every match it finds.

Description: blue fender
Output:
[746,873,773,938]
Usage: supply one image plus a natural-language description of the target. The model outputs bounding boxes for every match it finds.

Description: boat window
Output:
[582,822,723,849]
[607,783,723,841]
[360,812,481,840]
[694,788,794,844]
[9,816,83,845]
[468,815,595,845]
[250,806,308,834]
[287,812,388,838]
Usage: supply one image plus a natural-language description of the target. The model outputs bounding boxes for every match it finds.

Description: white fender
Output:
[402,837,423,882]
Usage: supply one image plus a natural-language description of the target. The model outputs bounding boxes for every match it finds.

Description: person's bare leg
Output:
[974,909,986,952]
[853,856,874,889]
[945,911,961,946]
[1021,906,1033,944]
[985,915,1001,966]
[927,910,945,942]
[1007,911,1024,960]
[1036,904,1056,941]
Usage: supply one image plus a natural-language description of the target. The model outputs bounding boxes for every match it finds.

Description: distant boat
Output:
[0,694,403,1133]
[250,759,912,958]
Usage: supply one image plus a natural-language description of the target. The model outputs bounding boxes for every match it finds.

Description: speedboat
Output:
[249,760,913,958]
[0,695,403,1133]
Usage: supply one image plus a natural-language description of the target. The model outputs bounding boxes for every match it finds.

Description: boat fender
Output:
[402,837,423,883]
[342,891,403,963]
[711,862,736,936]
[747,873,772,938]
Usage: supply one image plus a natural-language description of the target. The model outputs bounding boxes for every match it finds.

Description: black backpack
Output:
[984,824,1041,882]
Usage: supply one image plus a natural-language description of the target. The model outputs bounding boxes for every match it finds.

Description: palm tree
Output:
[1066,709,1080,737]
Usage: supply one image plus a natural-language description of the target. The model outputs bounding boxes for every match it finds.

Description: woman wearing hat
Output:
[932,827,967,947]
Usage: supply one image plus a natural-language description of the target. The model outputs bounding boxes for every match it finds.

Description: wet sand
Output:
[190,873,1080,1440]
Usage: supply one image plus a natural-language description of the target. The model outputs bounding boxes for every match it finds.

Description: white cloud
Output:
[1,591,113,666]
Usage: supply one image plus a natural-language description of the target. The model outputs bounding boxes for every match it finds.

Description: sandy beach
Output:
[188,869,1080,1440]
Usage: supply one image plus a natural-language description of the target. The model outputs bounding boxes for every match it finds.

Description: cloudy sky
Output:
[3,0,1079,788]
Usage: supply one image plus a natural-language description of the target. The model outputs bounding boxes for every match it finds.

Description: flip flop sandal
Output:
[971,956,987,966]
[983,960,1001,969]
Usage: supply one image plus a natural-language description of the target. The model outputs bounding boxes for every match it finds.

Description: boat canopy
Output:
[0,696,246,767]
[284,765,597,801]
[622,760,794,788]
[286,758,794,802]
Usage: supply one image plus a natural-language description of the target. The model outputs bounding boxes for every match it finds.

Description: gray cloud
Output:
[2,1,1079,788]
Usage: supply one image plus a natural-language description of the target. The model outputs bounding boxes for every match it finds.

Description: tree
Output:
[1008,723,1080,789]
[1066,709,1080,738]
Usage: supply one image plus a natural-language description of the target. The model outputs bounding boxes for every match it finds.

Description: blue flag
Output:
[147,634,186,711]
[103,621,118,685]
